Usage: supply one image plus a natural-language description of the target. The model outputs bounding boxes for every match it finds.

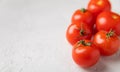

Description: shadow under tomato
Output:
[101,50,120,62]
[83,50,120,72]
[83,58,107,72]
[76,49,120,72]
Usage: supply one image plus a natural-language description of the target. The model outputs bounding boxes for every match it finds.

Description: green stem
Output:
[81,8,86,13]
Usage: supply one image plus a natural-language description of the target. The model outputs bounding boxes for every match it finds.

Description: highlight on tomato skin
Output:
[71,8,94,28]
[66,23,93,45]
[72,40,100,68]
[96,11,120,36]
[93,30,120,56]
[87,0,111,19]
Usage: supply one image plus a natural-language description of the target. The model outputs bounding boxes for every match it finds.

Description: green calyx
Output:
[78,40,92,46]
[106,29,114,38]
[81,8,86,13]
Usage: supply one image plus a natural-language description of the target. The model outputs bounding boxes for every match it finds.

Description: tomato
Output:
[93,24,98,35]
[71,8,94,28]
[72,40,100,68]
[87,0,111,18]
[96,11,120,36]
[93,30,120,56]
[66,23,92,45]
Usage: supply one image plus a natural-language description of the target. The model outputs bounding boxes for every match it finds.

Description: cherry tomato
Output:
[96,11,120,36]
[71,8,94,28]
[87,0,111,18]
[72,40,100,68]
[93,24,98,35]
[66,23,92,45]
[93,30,120,56]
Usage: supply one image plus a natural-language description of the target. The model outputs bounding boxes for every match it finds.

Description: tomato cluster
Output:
[66,0,120,68]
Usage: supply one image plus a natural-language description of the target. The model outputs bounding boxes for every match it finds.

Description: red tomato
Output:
[93,24,98,35]
[96,11,120,36]
[72,40,100,68]
[87,0,111,18]
[93,30,120,56]
[71,8,94,28]
[66,23,92,45]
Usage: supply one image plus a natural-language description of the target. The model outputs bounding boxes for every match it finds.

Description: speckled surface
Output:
[0,0,120,72]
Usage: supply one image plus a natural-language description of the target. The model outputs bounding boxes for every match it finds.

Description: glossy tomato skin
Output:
[72,40,100,68]
[71,9,94,28]
[96,11,120,36]
[87,0,111,18]
[93,31,120,56]
[66,24,92,45]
